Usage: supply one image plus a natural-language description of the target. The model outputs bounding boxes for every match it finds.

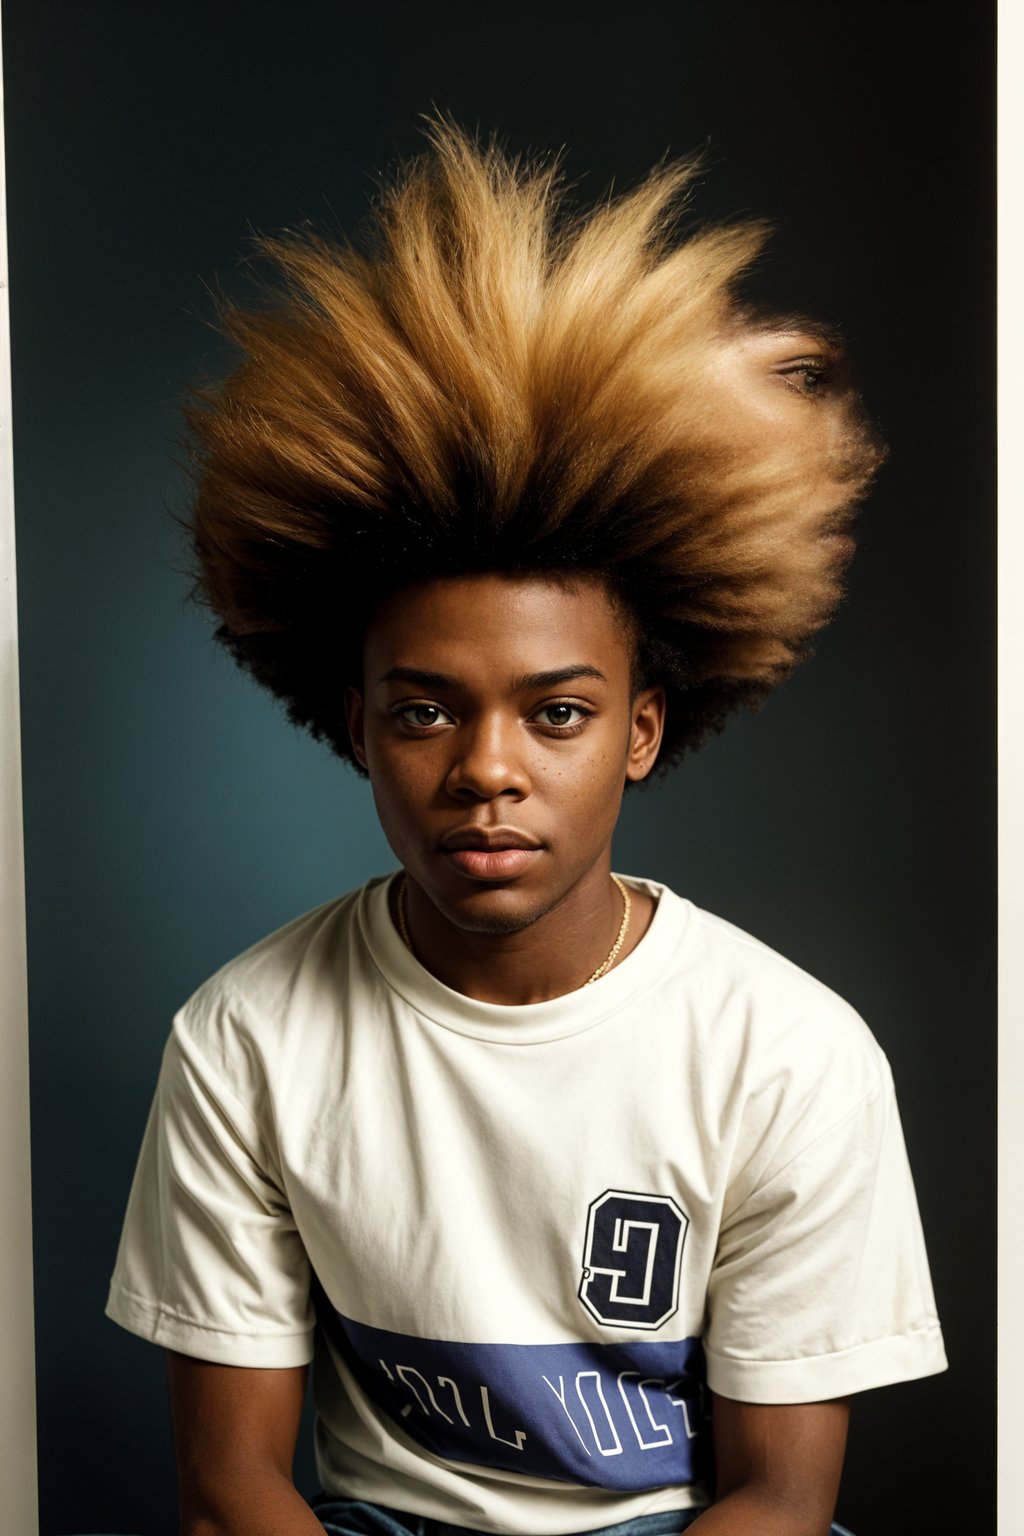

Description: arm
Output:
[167,1351,325,1536]
[689,1394,849,1536]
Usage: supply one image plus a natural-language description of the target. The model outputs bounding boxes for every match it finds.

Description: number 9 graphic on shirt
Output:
[578,1191,689,1330]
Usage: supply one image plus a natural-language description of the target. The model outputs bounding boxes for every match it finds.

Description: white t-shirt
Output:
[106,875,946,1533]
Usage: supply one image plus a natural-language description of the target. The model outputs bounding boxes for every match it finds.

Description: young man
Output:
[106,125,946,1536]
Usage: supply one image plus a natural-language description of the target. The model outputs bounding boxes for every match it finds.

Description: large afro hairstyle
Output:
[184,120,885,775]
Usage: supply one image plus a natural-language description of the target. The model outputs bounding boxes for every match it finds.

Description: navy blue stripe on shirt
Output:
[312,1285,709,1491]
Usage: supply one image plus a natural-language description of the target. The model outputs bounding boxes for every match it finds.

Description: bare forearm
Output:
[181,1466,324,1536]
[699,1393,846,1536]
[689,1486,830,1536]
[168,1356,317,1536]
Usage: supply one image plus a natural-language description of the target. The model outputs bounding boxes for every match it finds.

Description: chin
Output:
[437,882,564,937]
[457,910,535,936]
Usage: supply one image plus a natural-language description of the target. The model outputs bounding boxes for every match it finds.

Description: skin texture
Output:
[732,324,846,423]
[345,572,665,1004]
[169,574,850,1533]
[697,1393,849,1534]
[167,1355,322,1536]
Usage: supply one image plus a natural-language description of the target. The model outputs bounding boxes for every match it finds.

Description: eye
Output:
[775,357,833,397]
[533,702,590,731]
[396,703,453,730]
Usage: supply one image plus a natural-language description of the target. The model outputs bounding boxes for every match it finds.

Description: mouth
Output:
[439,827,543,883]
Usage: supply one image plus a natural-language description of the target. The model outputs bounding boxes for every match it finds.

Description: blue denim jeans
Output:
[62,1504,857,1536]
[309,1496,855,1536]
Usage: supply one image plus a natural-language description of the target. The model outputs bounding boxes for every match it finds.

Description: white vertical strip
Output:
[999,3,1023,1532]
[0,11,38,1536]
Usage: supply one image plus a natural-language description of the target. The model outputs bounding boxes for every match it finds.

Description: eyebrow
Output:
[753,314,844,355]
[511,665,609,691]
[378,666,461,690]
[377,664,609,691]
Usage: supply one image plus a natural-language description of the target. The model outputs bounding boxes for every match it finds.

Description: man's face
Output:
[345,573,665,935]
[713,323,864,510]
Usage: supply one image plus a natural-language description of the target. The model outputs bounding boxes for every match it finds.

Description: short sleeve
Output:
[704,1055,947,1403]
[105,1008,314,1367]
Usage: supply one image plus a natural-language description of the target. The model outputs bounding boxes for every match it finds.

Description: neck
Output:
[394,864,656,1005]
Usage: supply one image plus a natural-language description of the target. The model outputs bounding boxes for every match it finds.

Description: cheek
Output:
[366,771,431,864]
[550,739,628,817]
[362,735,429,813]
[369,747,436,807]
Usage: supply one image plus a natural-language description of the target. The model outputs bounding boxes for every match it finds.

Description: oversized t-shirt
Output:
[106,875,946,1531]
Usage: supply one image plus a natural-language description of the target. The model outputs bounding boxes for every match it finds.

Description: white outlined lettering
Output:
[609,1220,658,1305]
[480,1385,527,1451]
[575,1371,623,1456]
[667,1379,700,1441]
[395,1365,455,1423]
[542,1374,592,1455]
[617,1372,674,1449]
[437,1375,471,1427]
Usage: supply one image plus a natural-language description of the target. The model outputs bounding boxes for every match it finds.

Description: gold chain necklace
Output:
[395,873,632,987]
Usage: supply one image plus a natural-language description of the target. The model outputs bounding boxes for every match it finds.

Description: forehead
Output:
[363,572,634,681]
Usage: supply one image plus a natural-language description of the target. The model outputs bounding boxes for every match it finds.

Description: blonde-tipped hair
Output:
[186,120,884,771]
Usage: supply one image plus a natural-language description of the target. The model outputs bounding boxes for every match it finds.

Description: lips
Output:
[440,827,542,882]
[445,847,540,880]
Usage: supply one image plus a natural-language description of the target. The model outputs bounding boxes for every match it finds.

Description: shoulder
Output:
[170,876,389,1093]
[636,879,891,1149]
[643,878,874,1031]
[690,900,877,1046]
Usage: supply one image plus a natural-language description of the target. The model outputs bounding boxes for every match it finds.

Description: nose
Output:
[445,713,531,801]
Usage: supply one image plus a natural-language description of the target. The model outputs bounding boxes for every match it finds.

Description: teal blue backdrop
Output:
[6,3,993,1532]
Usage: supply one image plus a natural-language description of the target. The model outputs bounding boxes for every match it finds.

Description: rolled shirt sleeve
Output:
[105,1002,314,1367]
[705,1055,946,1403]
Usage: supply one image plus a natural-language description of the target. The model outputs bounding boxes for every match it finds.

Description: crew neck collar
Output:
[358,872,691,1045]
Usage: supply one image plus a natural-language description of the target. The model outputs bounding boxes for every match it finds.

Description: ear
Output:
[625,686,666,784]
[344,685,369,772]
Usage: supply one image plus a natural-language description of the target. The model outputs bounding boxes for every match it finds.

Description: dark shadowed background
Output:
[4,3,994,1533]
